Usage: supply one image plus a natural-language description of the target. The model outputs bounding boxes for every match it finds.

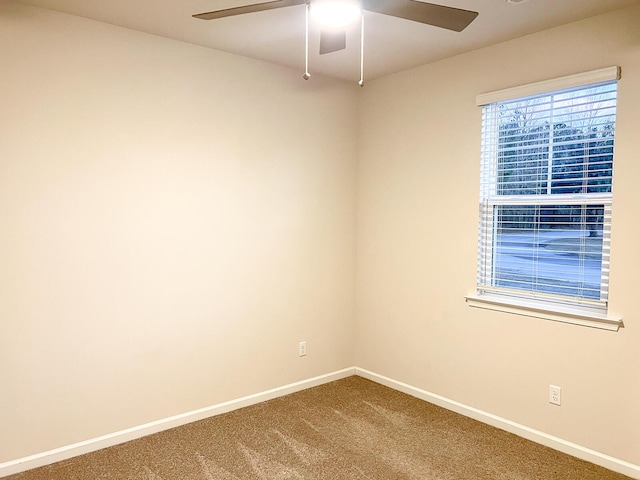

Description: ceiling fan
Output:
[193,0,479,85]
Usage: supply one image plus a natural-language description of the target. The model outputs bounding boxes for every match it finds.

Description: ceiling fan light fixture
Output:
[193,0,479,85]
[311,1,361,28]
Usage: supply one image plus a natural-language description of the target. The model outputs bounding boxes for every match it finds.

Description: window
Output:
[468,67,622,330]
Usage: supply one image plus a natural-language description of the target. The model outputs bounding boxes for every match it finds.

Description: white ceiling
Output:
[15,0,640,82]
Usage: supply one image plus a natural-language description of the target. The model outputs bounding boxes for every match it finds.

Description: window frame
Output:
[466,67,623,331]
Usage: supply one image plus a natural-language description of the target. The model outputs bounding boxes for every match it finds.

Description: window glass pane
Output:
[494,84,615,196]
[551,130,614,195]
[493,205,604,299]
[497,98,550,195]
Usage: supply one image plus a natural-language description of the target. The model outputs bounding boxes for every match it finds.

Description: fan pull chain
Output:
[359,11,365,87]
[303,0,310,80]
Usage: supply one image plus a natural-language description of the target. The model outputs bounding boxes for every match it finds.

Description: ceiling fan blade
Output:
[319,29,346,55]
[193,0,306,20]
[361,0,478,32]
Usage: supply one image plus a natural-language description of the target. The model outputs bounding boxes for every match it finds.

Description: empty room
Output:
[1,0,639,478]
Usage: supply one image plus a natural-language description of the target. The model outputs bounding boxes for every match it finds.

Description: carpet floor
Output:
[5,376,632,479]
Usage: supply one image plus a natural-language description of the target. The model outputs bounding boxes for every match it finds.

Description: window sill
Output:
[465,294,623,331]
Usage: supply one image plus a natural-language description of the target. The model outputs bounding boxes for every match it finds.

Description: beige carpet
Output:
[6,376,632,479]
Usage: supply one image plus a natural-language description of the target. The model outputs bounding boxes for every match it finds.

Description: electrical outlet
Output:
[549,385,562,406]
[298,341,307,357]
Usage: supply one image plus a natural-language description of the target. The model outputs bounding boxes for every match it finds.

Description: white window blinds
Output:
[477,72,618,313]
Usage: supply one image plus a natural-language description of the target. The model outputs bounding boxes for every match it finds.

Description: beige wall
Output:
[0,3,357,462]
[356,4,640,467]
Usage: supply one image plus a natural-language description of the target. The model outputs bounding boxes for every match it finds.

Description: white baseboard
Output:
[3,367,638,480]
[0,367,356,478]
[356,367,640,480]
